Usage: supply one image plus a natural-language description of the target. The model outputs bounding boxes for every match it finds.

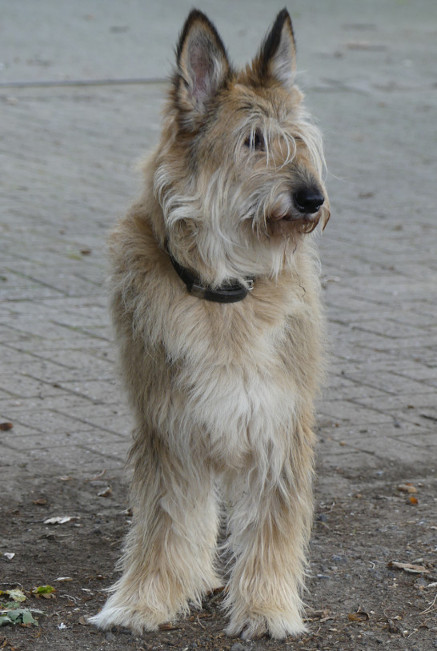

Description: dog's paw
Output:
[226,611,307,640]
[89,598,173,634]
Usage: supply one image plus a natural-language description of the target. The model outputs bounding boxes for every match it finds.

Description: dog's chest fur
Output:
[111,217,322,466]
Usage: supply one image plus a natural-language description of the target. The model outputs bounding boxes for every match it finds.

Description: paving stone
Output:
[0,0,436,486]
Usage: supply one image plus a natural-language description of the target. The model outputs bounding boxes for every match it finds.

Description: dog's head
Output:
[153,9,330,286]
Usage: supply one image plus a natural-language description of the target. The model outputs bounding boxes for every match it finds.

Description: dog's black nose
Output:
[293,188,325,214]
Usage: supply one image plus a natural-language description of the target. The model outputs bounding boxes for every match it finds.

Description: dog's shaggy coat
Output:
[91,8,330,640]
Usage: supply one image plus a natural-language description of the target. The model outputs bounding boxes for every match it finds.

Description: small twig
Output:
[87,469,106,482]
[420,592,437,615]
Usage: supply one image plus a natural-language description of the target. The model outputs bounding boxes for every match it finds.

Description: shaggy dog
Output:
[91,8,330,640]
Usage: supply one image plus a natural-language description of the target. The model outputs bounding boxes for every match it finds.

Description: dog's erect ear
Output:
[253,9,296,89]
[175,10,230,123]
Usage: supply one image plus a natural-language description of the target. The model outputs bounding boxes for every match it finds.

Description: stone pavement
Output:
[1,0,436,501]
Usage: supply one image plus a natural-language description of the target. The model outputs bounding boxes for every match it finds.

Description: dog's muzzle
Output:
[267,185,329,236]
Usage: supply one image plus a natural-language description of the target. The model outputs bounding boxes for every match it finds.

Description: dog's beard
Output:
[240,187,329,242]
[266,207,330,237]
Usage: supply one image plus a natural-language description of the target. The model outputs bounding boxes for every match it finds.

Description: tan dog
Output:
[91,8,330,640]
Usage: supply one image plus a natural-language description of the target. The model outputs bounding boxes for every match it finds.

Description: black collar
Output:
[167,250,254,303]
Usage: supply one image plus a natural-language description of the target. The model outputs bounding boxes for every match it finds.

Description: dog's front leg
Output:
[90,433,220,633]
[224,428,314,640]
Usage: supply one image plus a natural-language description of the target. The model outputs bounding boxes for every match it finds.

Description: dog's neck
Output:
[166,246,254,303]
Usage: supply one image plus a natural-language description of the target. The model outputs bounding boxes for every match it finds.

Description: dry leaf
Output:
[397,483,417,494]
[44,516,78,525]
[388,561,429,574]
[159,622,180,631]
[0,588,26,603]
[0,422,13,431]
[97,486,112,498]
[3,552,15,560]
[88,469,106,481]
[348,610,369,622]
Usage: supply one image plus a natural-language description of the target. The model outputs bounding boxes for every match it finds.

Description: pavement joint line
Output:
[4,270,68,294]
[1,344,83,369]
[0,77,168,89]
[52,411,127,437]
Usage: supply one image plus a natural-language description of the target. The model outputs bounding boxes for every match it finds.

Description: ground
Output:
[1,1,437,650]
[1,462,436,650]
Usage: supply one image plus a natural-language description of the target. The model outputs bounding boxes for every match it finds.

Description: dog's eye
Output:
[244,130,265,151]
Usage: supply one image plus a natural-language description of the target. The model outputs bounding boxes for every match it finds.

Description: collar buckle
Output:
[190,283,207,299]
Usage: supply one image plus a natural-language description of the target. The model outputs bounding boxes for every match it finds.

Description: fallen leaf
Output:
[305,608,333,623]
[388,561,429,574]
[348,610,369,622]
[3,589,26,603]
[408,496,419,505]
[0,607,41,627]
[3,553,15,560]
[88,469,106,481]
[0,422,13,431]
[159,622,180,631]
[397,483,418,494]
[32,585,56,599]
[0,614,13,626]
[44,516,78,525]
[21,610,38,625]
[32,498,47,506]
[97,486,112,498]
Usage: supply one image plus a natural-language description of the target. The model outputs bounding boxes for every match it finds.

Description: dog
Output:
[90,8,330,640]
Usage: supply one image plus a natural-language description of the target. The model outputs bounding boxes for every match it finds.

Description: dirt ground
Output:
[1,1,437,650]
[1,457,436,651]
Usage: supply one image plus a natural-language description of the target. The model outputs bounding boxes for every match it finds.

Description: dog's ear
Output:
[253,9,296,89]
[174,10,230,125]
